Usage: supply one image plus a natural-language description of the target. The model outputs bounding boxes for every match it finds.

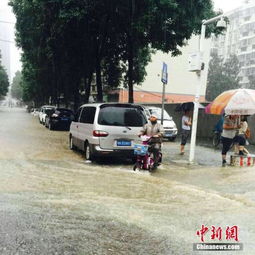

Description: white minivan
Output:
[69,103,148,160]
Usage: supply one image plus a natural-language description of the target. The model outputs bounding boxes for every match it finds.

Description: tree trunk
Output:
[84,71,93,103]
[127,0,135,103]
[96,56,103,102]
[64,96,69,108]
[127,34,134,103]
[73,82,80,112]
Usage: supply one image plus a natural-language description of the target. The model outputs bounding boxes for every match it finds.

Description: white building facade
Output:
[117,35,212,104]
[211,0,255,87]
[0,4,21,82]
[0,12,11,80]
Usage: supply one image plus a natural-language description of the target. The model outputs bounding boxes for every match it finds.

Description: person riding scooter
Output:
[139,114,164,167]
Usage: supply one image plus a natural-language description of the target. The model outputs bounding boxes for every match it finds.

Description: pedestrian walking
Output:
[180,110,192,155]
[221,115,239,167]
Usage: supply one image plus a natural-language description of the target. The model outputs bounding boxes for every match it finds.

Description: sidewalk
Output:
[162,139,255,167]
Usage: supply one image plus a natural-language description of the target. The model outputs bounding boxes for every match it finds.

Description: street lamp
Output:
[189,14,227,163]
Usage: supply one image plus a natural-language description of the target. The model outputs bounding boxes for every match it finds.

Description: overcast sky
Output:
[0,0,247,80]
[214,0,244,12]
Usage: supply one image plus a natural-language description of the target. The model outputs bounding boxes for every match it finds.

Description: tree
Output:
[11,71,23,100]
[113,0,217,102]
[10,0,218,106]
[0,64,9,99]
[206,53,240,101]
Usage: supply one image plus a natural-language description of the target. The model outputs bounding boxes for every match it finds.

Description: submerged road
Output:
[0,107,254,255]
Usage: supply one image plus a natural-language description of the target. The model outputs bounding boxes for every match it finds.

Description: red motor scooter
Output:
[133,135,162,171]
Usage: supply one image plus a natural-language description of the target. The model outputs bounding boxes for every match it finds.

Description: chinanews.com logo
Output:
[193,225,243,251]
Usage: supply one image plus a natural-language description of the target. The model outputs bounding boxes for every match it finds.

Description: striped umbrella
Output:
[205,89,255,115]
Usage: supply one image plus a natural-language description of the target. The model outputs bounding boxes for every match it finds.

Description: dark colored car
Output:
[45,108,74,130]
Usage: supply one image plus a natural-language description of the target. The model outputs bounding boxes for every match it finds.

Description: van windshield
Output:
[98,106,147,127]
[149,108,172,120]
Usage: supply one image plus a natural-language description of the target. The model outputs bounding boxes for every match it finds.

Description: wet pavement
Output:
[0,107,255,255]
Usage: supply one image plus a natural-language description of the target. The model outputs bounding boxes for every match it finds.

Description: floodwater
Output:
[0,107,255,255]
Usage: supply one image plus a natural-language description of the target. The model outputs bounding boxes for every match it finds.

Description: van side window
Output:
[74,108,82,122]
[80,107,96,124]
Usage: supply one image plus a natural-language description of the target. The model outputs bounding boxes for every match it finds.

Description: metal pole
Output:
[189,24,206,163]
[161,82,166,125]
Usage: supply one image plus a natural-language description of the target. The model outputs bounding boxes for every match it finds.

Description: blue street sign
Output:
[161,62,168,84]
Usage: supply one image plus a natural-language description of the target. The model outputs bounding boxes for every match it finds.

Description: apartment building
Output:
[211,0,255,87]
[0,14,11,80]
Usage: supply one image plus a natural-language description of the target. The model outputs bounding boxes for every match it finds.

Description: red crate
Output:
[230,154,255,167]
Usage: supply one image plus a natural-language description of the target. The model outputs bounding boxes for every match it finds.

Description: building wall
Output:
[0,6,21,82]
[129,35,212,103]
[0,11,11,80]
[211,0,255,87]
[118,88,206,104]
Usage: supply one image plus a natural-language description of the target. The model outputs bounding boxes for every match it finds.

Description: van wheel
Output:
[69,136,76,150]
[84,142,94,161]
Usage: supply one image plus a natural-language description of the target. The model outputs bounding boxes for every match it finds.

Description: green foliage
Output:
[206,53,241,101]
[10,0,217,106]
[11,71,23,100]
[0,64,9,98]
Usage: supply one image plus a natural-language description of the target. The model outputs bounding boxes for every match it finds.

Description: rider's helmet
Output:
[150,114,158,122]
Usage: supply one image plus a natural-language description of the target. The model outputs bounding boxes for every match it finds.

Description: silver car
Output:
[38,105,56,125]
[69,103,147,161]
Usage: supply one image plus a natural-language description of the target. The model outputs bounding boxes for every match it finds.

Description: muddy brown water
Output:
[0,107,254,255]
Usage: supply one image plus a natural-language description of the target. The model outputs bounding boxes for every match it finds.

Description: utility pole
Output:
[188,15,227,163]
[161,62,168,124]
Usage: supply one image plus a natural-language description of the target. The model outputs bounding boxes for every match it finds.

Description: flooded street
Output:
[0,107,255,255]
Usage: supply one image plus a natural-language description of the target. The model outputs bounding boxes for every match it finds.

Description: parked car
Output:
[69,103,148,161]
[38,105,56,125]
[145,106,178,141]
[31,108,39,117]
[45,108,74,130]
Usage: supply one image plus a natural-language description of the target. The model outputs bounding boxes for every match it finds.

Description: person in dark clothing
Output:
[180,111,192,155]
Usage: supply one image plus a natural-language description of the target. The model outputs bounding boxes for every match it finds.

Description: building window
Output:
[244,16,251,21]
[240,39,247,47]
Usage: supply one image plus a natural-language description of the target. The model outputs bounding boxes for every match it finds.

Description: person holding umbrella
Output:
[221,115,240,167]
[180,110,192,155]
[205,88,255,166]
